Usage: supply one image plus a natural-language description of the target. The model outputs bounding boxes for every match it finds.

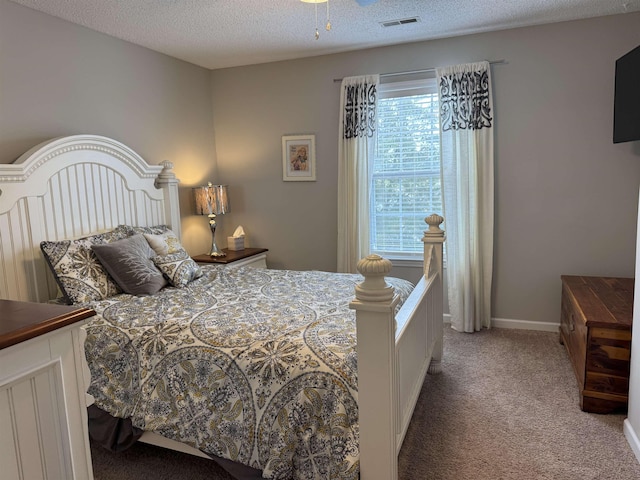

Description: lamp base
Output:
[208,214,226,257]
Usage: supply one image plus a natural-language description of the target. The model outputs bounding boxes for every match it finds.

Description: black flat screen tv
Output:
[614,45,640,144]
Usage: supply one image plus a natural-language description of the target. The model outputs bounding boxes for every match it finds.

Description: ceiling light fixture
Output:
[301,0,331,40]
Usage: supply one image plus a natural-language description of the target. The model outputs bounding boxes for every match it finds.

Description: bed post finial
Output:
[423,214,445,277]
[425,213,444,235]
[354,254,395,303]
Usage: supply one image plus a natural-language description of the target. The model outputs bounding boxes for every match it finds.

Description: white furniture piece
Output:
[0,300,96,480]
[625,189,640,463]
[0,134,444,480]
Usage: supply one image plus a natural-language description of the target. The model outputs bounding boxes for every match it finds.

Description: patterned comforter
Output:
[84,265,414,479]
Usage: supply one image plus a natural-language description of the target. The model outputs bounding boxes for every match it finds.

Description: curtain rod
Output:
[332,59,507,83]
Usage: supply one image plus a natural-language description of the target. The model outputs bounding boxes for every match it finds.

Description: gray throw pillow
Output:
[92,234,167,296]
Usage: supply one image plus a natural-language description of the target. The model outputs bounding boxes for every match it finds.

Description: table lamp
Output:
[193,182,229,257]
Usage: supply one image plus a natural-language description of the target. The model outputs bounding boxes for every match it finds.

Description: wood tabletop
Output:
[192,247,268,264]
[0,299,95,350]
[561,275,634,329]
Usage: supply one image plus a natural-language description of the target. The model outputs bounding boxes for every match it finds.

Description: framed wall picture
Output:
[282,134,316,181]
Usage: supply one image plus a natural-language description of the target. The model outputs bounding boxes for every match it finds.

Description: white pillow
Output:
[143,230,184,256]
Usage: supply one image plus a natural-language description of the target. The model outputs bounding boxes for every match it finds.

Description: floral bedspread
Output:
[84,265,414,480]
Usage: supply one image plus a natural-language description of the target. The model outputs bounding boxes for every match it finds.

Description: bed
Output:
[0,134,445,480]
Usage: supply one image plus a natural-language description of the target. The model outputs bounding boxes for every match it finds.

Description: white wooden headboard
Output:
[0,135,181,303]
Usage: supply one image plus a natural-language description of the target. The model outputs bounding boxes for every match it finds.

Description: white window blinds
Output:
[371,79,442,259]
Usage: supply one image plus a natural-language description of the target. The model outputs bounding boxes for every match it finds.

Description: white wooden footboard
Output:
[351,214,445,480]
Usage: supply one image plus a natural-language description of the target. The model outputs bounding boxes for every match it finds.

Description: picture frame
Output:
[282,134,316,181]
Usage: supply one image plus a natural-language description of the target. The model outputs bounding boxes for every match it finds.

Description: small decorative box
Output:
[227,236,245,251]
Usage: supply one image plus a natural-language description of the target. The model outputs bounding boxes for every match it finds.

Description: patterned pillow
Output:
[143,229,183,256]
[152,250,203,288]
[92,234,168,296]
[40,225,132,304]
[132,225,171,235]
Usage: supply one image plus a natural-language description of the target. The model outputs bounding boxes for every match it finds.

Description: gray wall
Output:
[0,0,217,254]
[211,13,640,326]
[2,0,640,327]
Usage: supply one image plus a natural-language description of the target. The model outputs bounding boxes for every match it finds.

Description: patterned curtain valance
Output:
[437,61,493,132]
[343,81,377,139]
[338,74,379,273]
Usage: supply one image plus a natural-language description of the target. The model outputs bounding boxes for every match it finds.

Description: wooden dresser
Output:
[0,300,96,479]
[559,275,634,413]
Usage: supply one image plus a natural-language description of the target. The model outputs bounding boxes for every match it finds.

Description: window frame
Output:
[370,77,442,263]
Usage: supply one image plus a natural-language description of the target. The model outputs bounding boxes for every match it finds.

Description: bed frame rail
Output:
[351,214,444,480]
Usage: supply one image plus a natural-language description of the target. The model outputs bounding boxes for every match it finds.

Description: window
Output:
[370,79,442,260]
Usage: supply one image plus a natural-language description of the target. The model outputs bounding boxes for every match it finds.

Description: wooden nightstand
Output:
[0,300,96,480]
[193,247,268,269]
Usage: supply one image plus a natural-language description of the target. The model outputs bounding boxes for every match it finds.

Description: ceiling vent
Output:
[380,17,420,28]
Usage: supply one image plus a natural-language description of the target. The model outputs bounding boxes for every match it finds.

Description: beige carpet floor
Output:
[91,327,640,479]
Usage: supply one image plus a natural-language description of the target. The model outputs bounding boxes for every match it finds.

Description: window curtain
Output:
[337,74,380,273]
[436,61,494,332]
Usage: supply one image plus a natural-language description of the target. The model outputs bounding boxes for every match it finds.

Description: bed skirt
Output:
[87,405,264,480]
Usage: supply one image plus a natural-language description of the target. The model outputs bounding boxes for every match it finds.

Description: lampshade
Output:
[193,183,229,216]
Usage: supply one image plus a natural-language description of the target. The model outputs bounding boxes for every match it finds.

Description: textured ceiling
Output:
[8,0,640,70]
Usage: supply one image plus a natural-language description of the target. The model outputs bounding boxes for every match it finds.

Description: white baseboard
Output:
[624,419,640,464]
[443,314,560,332]
[491,317,560,332]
